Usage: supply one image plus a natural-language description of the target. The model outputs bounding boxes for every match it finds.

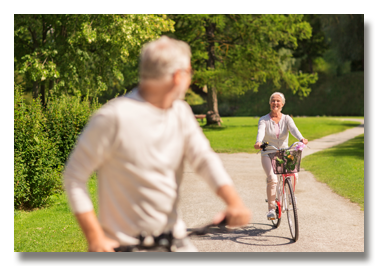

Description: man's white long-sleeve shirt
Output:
[63,89,233,243]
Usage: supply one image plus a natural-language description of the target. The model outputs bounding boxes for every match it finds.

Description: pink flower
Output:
[295,142,306,151]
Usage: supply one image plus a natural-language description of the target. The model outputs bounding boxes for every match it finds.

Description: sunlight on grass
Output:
[14,176,98,252]
[196,117,361,153]
[301,134,364,210]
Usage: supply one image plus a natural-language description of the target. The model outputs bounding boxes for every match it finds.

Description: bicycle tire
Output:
[284,179,299,242]
[271,201,281,228]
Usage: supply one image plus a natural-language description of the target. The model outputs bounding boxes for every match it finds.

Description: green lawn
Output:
[14,176,98,252]
[198,117,361,153]
[301,134,364,210]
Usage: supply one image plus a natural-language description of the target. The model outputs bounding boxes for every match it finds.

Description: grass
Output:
[197,117,361,153]
[301,134,364,210]
[14,176,98,252]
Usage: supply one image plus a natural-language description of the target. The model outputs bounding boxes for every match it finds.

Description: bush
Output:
[185,89,205,105]
[14,85,63,209]
[44,94,101,165]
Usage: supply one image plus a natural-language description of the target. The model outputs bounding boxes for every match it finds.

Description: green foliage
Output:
[14,14,175,101]
[184,88,205,105]
[320,15,364,71]
[224,71,363,117]
[167,14,317,98]
[44,94,101,165]
[14,85,63,209]
[291,14,329,74]
[301,134,364,210]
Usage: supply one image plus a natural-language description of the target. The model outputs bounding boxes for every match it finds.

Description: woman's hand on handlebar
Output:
[254,142,262,150]
[301,138,308,145]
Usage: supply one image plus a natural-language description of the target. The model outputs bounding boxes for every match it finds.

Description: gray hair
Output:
[139,36,191,81]
[269,92,286,105]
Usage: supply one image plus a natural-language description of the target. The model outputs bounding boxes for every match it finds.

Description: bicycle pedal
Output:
[267,217,275,221]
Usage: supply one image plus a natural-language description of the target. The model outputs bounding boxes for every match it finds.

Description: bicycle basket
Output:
[267,150,302,175]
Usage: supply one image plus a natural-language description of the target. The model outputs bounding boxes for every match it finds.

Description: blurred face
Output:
[270,94,284,112]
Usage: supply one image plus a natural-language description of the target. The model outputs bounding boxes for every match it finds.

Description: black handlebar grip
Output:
[260,141,269,151]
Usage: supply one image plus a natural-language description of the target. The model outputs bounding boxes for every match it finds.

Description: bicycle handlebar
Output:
[114,218,227,252]
[259,141,303,152]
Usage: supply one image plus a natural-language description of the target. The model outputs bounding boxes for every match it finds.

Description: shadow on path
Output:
[188,223,294,247]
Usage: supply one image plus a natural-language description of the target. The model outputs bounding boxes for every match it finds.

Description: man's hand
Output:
[254,142,262,150]
[88,235,119,252]
[75,210,119,252]
[215,184,251,227]
[213,204,251,227]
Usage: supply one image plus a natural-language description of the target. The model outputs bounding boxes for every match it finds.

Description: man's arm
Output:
[75,211,119,252]
[64,105,118,251]
[214,184,251,227]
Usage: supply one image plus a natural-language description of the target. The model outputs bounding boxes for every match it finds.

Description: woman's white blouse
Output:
[256,114,304,156]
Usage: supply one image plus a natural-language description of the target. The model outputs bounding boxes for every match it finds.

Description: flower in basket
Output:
[295,142,306,151]
[274,150,297,172]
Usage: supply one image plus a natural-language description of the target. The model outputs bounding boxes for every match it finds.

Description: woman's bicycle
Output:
[260,141,306,242]
[114,218,227,252]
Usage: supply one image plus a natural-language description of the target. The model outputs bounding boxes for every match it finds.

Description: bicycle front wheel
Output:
[272,175,283,228]
[284,179,299,242]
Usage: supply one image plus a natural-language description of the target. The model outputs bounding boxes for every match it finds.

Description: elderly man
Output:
[64,36,251,252]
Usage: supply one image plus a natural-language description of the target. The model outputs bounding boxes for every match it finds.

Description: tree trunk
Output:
[32,81,39,99]
[308,57,313,73]
[40,82,46,107]
[205,21,221,126]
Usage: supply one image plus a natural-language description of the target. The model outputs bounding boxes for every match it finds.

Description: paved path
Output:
[178,119,364,252]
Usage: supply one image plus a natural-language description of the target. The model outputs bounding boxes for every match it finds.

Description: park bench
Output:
[194,114,206,122]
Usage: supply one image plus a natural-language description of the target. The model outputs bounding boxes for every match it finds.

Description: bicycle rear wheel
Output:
[284,179,298,242]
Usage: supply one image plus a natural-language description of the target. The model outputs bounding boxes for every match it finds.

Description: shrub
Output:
[44,94,101,165]
[185,89,205,105]
[14,85,63,209]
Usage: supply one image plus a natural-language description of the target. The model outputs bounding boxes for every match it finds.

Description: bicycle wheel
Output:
[271,179,282,228]
[271,201,281,228]
[284,179,299,242]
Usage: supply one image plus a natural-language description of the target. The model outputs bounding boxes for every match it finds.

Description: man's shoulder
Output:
[94,96,140,119]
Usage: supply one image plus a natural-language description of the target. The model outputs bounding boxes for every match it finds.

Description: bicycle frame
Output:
[276,173,296,219]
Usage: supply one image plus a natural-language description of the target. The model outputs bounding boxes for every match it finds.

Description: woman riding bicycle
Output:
[254,92,308,220]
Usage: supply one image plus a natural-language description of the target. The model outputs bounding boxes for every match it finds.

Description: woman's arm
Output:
[286,116,305,142]
[255,118,266,149]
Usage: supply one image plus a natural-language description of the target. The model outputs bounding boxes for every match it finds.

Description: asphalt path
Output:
[178,119,364,252]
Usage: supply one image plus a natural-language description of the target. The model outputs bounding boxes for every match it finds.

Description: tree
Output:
[166,15,317,125]
[14,14,174,105]
[291,15,329,74]
[320,14,364,72]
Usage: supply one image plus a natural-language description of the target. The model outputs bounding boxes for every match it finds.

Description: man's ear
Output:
[172,70,183,87]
